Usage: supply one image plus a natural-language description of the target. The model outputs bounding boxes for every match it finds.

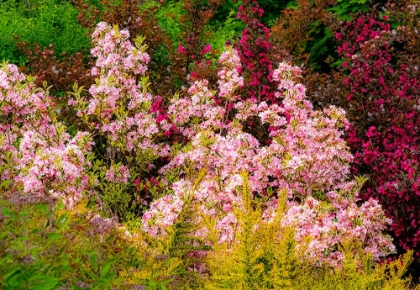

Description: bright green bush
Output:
[0,199,119,289]
[0,195,190,289]
[0,0,90,65]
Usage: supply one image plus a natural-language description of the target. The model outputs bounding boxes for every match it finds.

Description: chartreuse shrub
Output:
[203,173,414,290]
[0,0,90,65]
[203,173,306,289]
[0,173,414,289]
[0,198,124,289]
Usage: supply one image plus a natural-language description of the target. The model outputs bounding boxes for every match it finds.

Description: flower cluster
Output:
[74,23,170,157]
[16,129,93,208]
[0,62,93,207]
[141,45,394,265]
[281,194,395,267]
[0,64,52,181]
[104,164,130,184]
[217,46,244,101]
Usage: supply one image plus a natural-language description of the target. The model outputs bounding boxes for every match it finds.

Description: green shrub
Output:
[0,0,90,65]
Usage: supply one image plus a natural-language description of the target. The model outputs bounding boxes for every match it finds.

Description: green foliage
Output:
[0,200,119,289]
[0,170,414,289]
[204,175,308,289]
[305,23,336,71]
[117,170,211,289]
[150,0,185,45]
[162,169,209,288]
[0,0,90,65]
[259,0,290,26]
[207,0,244,50]
[299,245,414,290]
[0,195,191,289]
[117,230,185,290]
[0,202,63,289]
[328,0,371,20]
[208,9,244,51]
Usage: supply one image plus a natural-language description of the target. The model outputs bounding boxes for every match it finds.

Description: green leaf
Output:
[56,213,70,230]
[4,268,21,284]
[45,232,62,247]
[31,277,61,290]
[88,252,99,272]
[100,258,117,277]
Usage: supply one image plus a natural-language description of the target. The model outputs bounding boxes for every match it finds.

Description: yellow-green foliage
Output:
[0,171,415,289]
[116,228,184,290]
[121,169,209,289]
[0,199,125,289]
[204,173,310,289]
[203,172,414,290]
[300,243,414,290]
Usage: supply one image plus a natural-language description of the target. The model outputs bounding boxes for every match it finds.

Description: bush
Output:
[0,0,90,65]
[305,2,420,256]
[2,1,420,287]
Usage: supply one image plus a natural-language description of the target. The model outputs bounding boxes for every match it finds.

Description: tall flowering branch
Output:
[235,0,277,103]
[69,23,172,217]
[217,46,244,102]
[70,23,171,166]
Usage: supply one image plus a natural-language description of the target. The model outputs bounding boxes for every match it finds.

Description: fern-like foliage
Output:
[204,172,309,289]
[164,169,209,288]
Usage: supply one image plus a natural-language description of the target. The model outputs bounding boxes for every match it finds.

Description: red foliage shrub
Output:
[15,41,94,94]
[306,3,420,255]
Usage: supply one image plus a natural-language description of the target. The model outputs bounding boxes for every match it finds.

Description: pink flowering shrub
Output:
[281,187,394,267]
[142,45,395,266]
[1,20,396,268]
[16,129,93,208]
[69,23,172,218]
[0,63,93,207]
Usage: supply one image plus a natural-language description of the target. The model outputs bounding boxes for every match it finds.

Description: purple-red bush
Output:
[15,41,94,95]
[305,3,420,255]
